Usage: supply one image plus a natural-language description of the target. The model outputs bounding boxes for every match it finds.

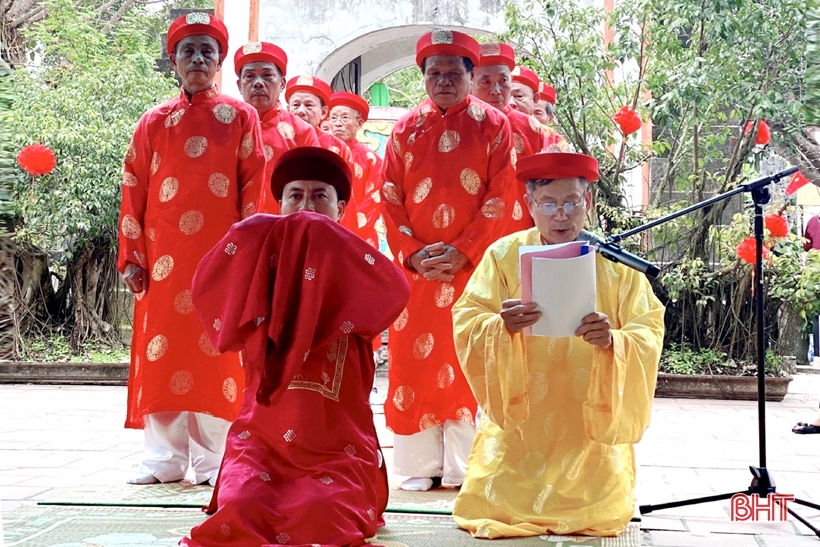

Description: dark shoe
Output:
[793,423,820,434]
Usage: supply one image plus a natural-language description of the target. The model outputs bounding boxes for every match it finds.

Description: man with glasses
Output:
[328,92,382,248]
[451,152,665,538]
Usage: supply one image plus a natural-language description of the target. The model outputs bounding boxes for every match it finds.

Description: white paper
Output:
[528,251,597,337]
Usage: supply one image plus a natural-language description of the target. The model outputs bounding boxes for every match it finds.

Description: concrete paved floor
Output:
[4,374,820,546]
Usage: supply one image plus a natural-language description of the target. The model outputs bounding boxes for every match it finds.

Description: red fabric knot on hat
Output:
[539,82,556,104]
[515,152,599,183]
[328,92,370,122]
[285,75,332,105]
[234,42,288,77]
[478,42,516,70]
[511,66,540,93]
[270,146,352,202]
[166,12,229,55]
[415,29,481,67]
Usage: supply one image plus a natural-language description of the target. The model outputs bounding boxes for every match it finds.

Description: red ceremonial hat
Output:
[271,146,352,202]
[415,29,481,68]
[516,152,599,183]
[539,82,556,104]
[285,75,332,105]
[166,12,229,56]
[512,66,540,94]
[233,41,287,77]
[478,42,516,70]
[328,92,370,122]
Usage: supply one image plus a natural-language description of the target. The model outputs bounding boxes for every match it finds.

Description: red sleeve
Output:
[237,110,267,220]
[117,114,152,273]
[450,116,517,265]
[380,130,426,266]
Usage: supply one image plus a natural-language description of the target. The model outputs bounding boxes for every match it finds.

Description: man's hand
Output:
[122,263,148,295]
[421,245,469,275]
[408,242,445,274]
[500,299,541,333]
[575,312,612,349]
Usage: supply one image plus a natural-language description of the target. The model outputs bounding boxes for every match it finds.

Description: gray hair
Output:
[526,177,589,195]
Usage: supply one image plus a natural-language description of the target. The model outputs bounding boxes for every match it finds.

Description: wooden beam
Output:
[214,0,225,91]
[249,0,260,41]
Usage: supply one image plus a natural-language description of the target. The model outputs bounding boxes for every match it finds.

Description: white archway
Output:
[316,25,491,93]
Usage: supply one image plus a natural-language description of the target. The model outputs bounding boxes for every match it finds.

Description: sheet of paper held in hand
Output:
[519,240,597,337]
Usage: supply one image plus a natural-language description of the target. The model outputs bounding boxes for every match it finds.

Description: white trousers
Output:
[392,419,476,485]
[138,411,230,484]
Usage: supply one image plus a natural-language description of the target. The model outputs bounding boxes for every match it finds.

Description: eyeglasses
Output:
[532,200,586,216]
[328,115,357,123]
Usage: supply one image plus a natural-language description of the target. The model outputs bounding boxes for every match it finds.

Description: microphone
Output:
[578,230,661,279]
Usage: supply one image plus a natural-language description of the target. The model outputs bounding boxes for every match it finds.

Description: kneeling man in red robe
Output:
[181,147,410,547]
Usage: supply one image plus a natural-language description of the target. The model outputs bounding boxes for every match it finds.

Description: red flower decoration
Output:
[17,144,56,176]
[613,106,642,135]
[765,215,788,239]
[736,236,768,265]
[744,120,771,146]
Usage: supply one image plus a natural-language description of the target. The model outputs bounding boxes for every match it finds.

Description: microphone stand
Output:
[612,166,820,536]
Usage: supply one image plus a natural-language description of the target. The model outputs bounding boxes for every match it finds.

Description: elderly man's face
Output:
[279,180,345,222]
[238,61,283,115]
[526,177,591,245]
[509,82,539,115]
[471,65,512,110]
[171,35,223,95]
[329,105,362,144]
[423,55,474,110]
[533,99,553,125]
[288,92,327,128]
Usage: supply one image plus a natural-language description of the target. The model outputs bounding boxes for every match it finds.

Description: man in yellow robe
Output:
[451,152,665,538]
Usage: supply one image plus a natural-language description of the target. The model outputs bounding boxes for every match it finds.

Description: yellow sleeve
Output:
[452,240,530,429]
[583,263,666,445]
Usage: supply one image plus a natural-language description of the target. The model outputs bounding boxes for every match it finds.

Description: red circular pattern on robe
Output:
[277,122,295,139]
[173,290,194,314]
[179,210,205,235]
[381,182,403,206]
[150,153,161,175]
[393,307,409,331]
[122,172,138,188]
[481,197,505,219]
[437,363,455,388]
[238,132,254,159]
[169,370,195,395]
[412,332,435,360]
[165,109,186,128]
[419,413,442,431]
[213,104,237,124]
[460,168,481,195]
[412,178,433,203]
[151,255,175,281]
[438,130,461,153]
[432,204,456,229]
[392,385,415,411]
[208,173,230,198]
[434,283,455,308]
[222,377,237,402]
[467,103,487,121]
[456,407,474,423]
[184,136,208,158]
[159,177,179,202]
[512,200,524,221]
[121,215,141,240]
[146,334,169,361]
[199,332,220,357]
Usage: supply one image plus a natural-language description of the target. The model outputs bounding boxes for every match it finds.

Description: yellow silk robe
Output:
[451,228,665,538]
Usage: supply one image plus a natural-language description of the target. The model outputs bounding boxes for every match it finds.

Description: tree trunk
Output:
[66,240,122,350]
[776,301,810,366]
